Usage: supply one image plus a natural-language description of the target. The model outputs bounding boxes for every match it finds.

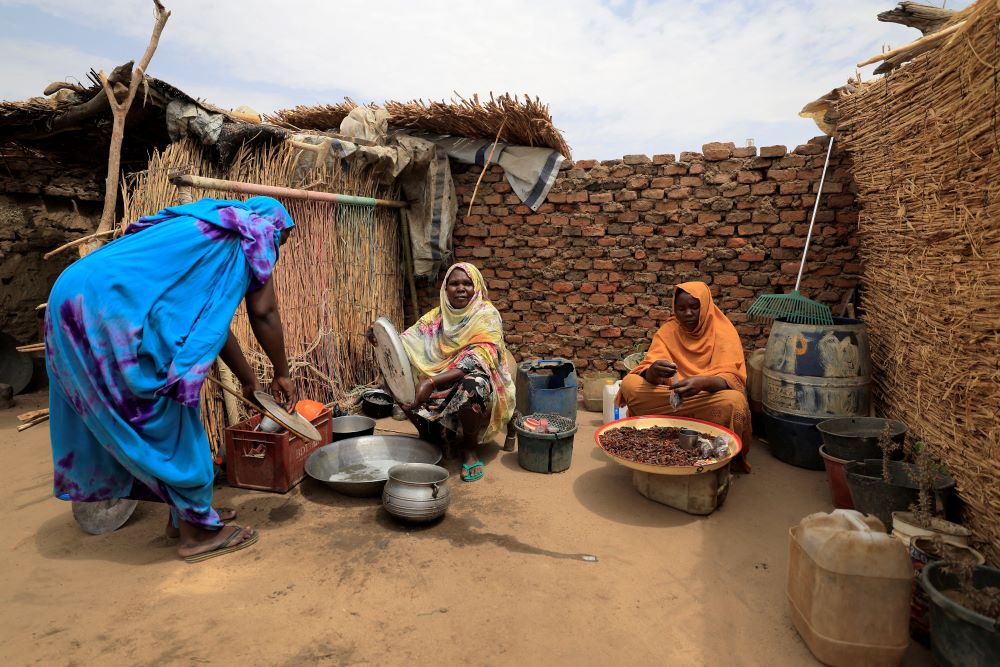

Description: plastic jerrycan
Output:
[602,380,628,423]
[787,509,912,667]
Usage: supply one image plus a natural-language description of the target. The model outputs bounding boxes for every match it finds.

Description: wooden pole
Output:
[857,20,963,67]
[82,0,171,257]
[169,173,409,209]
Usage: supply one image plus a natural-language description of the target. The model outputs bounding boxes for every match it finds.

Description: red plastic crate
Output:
[224,409,332,493]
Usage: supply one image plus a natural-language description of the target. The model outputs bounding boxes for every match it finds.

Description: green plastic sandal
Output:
[461,460,484,482]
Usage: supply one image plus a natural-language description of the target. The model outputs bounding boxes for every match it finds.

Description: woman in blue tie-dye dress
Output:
[45,196,296,562]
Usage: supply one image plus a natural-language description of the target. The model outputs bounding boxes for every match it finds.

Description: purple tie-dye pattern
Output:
[57,451,74,469]
[159,361,213,407]
[192,218,231,242]
[55,296,157,426]
[218,207,282,290]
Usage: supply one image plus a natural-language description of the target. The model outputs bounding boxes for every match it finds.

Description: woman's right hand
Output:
[644,360,677,385]
[366,325,378,347]
[403,378,435,411]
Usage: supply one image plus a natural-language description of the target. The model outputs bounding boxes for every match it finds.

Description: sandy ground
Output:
[1,390,933,666]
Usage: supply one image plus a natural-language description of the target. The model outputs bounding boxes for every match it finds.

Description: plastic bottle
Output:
[602,380,628,423]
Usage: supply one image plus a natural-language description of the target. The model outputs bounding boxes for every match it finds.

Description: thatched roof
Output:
[268,93,572,159]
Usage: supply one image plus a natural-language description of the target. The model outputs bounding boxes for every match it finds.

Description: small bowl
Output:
[330,415,377,442]
[259,411,307,433]
[678,428,699,450]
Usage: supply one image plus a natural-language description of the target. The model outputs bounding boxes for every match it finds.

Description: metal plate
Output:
[372,317,415,404]
[304,435,441,497]
[594,416,741,476]
[71,498,139,535]
[0,332,34,394]
[253,390,322,442]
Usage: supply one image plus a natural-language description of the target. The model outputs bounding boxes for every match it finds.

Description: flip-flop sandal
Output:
[183,526,259,563]
[165,508,237,539]
[461,461,485,482]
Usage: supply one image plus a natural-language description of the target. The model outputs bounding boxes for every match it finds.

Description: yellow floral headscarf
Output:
[400,263,515,439]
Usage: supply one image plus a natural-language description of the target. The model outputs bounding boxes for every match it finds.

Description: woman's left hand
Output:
[270,375,297,409]
[670,376,721,398]
[403,378,436,411]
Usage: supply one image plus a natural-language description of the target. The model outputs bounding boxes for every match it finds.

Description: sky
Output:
[0,0,971,160]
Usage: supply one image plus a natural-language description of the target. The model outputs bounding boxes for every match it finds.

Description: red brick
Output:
[702,142,734,161]
[552,281,574,293]
[760,145,787,158]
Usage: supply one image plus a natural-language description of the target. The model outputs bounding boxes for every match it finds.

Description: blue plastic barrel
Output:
[514,359,577,423]
[762,317,871,470]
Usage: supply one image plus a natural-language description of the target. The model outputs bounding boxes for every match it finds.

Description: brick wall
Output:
[413,136,861,372]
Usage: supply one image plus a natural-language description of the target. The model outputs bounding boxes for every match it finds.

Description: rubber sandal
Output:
[165,507,237,540]
[183,526,259,563]
[461,461,484,482]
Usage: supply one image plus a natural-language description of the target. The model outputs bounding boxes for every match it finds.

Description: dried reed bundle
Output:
[268,92,572,159]
[121,139,405,452]
[836,0,1000,563]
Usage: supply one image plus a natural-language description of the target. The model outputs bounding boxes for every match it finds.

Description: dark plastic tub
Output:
[514,413,578,474]
[843,459,955,530]
[762,409,824,470]
[920,562,1000,667]
[816,417,908,461]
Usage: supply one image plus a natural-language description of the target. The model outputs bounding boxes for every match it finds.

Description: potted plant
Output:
[843,428,955,531]
[891,442,971,546]
[920,560,1000,667]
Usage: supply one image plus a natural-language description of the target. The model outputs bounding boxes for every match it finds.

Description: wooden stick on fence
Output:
[81,0,171,258]
[44,229,119,260]
[169,173,409,208]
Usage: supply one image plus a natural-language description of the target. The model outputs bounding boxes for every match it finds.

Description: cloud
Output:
[0,39,115,101]
[0,0,955,158]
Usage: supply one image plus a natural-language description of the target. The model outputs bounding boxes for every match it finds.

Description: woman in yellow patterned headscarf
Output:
[382,262,515,481]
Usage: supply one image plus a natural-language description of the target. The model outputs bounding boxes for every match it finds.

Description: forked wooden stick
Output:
[82,0,171,257]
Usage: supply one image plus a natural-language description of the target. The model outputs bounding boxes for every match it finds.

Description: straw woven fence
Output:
[836,0,999,563]
[121,139,404,450]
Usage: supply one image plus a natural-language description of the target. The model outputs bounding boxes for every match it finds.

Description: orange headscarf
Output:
[630,281,747,392]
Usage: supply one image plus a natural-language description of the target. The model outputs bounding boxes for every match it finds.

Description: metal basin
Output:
[304,435,442,497]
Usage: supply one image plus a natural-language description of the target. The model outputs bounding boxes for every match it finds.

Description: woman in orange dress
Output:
[617,281,753,472]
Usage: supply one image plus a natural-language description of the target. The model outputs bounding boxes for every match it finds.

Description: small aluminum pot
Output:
[383,463,450,523]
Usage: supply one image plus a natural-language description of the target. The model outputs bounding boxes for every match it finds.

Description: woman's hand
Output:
[671,375,727,398]
[240,379,262,404]
[270,375,297,409]
[644,360,677,385]
[366,326,378,347]
[403,378,436,411]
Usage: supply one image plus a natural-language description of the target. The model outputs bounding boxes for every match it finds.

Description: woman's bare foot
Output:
[165,507,237,539]
[176,523,256,560]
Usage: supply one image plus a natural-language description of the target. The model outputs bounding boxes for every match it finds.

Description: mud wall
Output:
[0,155,102,345]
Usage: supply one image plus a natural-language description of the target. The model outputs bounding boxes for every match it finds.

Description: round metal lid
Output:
[253,390,322,442]
[0,332,34,394]
[372,316,415,404]
[72,498,139,535]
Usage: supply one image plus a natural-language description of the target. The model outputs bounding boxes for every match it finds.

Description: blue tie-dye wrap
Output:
[45,197,293,528]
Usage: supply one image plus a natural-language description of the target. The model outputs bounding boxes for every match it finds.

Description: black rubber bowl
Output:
[361,390,395,419]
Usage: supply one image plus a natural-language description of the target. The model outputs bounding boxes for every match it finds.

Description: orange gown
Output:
[617,281,753,472]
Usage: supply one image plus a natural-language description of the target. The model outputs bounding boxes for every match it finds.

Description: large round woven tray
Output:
[594,416,742,476]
